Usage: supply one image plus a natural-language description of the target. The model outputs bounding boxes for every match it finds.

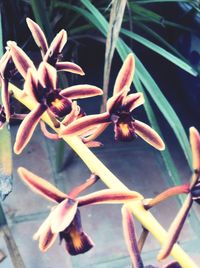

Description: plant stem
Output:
[10,83,198,268]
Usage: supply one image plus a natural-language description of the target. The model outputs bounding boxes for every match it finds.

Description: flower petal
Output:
[0,50,11,78]
[121,205,144,267]
[1,79,10,121]
[24,68,39,103]
[61,101,80,126]
[56,62,84,76]
[7,41,35,79]
[60,113,110,136]
[38,62,57,89]
[14,104,46,154]
[113,53,135,95]
[18,167,68,202]
[39,226,58,252]
[107,86,129,114]
[60,210,94,255]
[123,92,144,111]
[157,194,193,261]
[40,121,60,140]
[26,18,48,57]
[133,120,165,151]
[189,127,200,172]
[77,189,142,207]
[68,174,99,199]
[44,30,67,64]
[60,84,103,99]
[51,198,78,233]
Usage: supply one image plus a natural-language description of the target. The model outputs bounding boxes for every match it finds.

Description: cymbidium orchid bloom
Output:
[13,61,103,154]
[18,167,142,255]
[27,17,84,75]
[61,54,165,151]
[157,127,200,260]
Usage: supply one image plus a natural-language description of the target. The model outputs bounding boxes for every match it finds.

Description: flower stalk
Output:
[9,82,198,268]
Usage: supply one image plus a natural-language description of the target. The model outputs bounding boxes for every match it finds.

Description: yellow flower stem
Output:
[10,84,198,268]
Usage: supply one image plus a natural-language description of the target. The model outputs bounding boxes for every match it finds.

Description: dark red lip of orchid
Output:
[18,167,142,255]
[61,54,165,151]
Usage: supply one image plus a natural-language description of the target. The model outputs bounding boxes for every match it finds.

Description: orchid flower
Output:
[26,18,84,75]
[12,59,102,154]
[18,167,142,255]
[61,54,165,151]
[157,127,200,260]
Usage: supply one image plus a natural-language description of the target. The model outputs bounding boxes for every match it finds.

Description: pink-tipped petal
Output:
[123,92,144,111]
[189,127,200,172]
[60,84,103,99]
[69,174,99,198]
[77,189,142,207]
[24,68,39,103]
[44,29,67,63]
[38,62,57,89]
[51,199,78,233]
[56,62,85,76]
[26,18,48,57]
[14,104,46,154]
[113,53,135,95]
[1,79,10,121]
[60,113,110,136]
[84,140,103,148]
[121,205,144,267]
[107,86,129,113]
[40,121,60,140]
[7,41,35,79]
[157,194,193,261]
[134,120,165,151]
[0,50,11,78]
[18,167,68,202]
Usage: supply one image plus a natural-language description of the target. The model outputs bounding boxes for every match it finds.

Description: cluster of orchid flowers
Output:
[0,18,199,267]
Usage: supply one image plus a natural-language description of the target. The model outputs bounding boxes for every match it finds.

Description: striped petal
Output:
[44,30,67,64]
[56,62,84,76]
[1,79,10,121]
[157,194,193,261]
[26,18,48,57]
[7,41,35,79]
[107,86,128,114]
[60,210,94,255]
[60,84,103,99]
[14,104,46,154]
[51,198,78,233]
[77,189,142,207]
[38,62,57,89]
[18,167,67,203]
[113,53,135,95]
[189,127,200,172]
[121,206,144,268]
[60,113,110,136]
[133,120,165,151]
[123,92,144,112]
[68,174,99,199]
[24,68,39,103]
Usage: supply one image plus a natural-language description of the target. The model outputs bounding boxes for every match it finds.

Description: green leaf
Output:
[121,28,197,76]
